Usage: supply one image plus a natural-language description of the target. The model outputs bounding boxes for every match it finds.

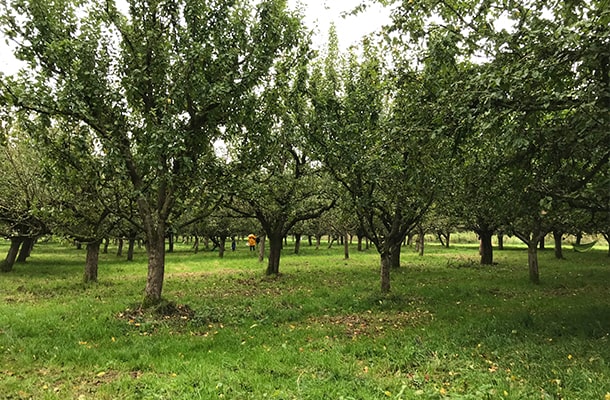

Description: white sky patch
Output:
[288,0,391,51]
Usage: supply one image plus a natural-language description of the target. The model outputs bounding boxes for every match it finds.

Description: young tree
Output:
[310,34,445,293]
[226,41,336,275]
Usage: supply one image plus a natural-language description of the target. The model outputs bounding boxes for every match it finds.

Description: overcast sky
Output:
[0,1,390,75]
[288,0,390,50]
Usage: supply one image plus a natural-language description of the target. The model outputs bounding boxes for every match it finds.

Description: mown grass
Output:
[0,237,609,399]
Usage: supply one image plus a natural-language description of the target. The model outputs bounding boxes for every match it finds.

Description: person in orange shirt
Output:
[247,234,257,251]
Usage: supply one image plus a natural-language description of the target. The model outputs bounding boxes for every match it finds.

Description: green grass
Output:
[1,237,609,399]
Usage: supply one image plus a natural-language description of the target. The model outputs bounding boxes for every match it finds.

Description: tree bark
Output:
[344,232,349,259]
[478,229,494,265]
[143,223,166,307]
[16,237,35,263]
[266,235,282,275]
[417,226,425,256]
[1,237,23,272]
[380,251,391,294]
[117,238,124,257]
[102,237,109,254]
[528,241,540,284]
[497,234,504,250]
[127,237,136,261]
[83,240,100,283]
[390,242,401,268]
[539,236,545,250]
[553,230,564,259]
[218,235,226,258]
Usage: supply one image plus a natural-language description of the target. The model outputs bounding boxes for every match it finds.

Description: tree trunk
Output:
[193,235,199,254]
[127,237,136,261]
[117,238,124,257]
[478,229,494,265]
[497,234,504,250]
[436,232,450,248]
[417,226,425,256]
[344,232,349,260]
[1,237,23,272]
[390,241,401,268]
[258,235,266,263]
[167,230,174,253]
[539,236,545,250]
[528,241,540,284]
[102,237,109,254]
[266,235,282,275]
[143,223,166,307]
[406,232,414,246]
[294,233,302,254]
[357,235,363,251]
[16,237,34,263]
[308,235,313,246]
[83,240,100,283]
[315,234,322,249]
[553,230,564,259]
[218,236,226,258]
[380,251,391,294]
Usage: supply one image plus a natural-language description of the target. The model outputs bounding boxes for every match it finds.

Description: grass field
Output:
[1,236,609,399]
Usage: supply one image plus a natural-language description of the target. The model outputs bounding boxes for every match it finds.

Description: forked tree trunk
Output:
[84,240,100,283]
[553,230,564,259]
[478,229,494,265]
[16,237,34,263]
[1,237,23,272]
